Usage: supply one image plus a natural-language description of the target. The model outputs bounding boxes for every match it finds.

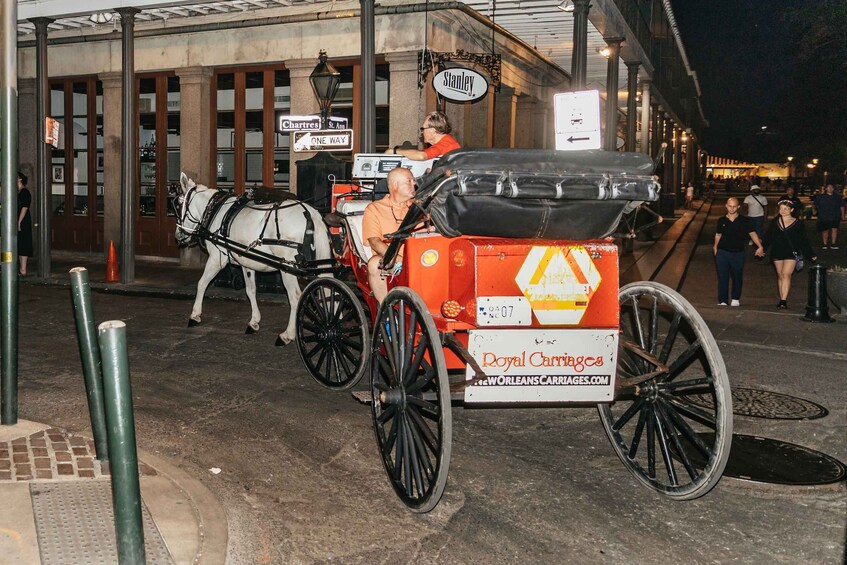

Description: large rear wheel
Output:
[370,287,452,513]
[295,277,370,390]
[599,281,732,499]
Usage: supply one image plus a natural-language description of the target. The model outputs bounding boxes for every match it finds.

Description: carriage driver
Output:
[362,167,417,303]
[386,111,461,160]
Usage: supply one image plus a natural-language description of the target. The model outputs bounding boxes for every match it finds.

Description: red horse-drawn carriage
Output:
[294,148,732,512]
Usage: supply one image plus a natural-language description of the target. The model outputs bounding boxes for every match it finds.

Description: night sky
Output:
[673,0,846,175]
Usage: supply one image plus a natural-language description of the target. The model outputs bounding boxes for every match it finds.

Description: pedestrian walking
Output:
[778,185,803,219]
[743,185,768,243]
[685,182,695,209]
[813,184,846,249]
[17,171,33,276]
[714,198,764,307]
[759,199,816,309]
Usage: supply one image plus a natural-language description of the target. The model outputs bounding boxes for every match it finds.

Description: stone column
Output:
[31,17,53,278]
[673,126,682,206]
[603,38,623,152]
[650,102,661,157]
[493,86,516,148]
[531,99,549,149]
[515,96,535,149]
[639,79,651,154]
[175,66,213,266]
[99,72,123,255]
[385,51,425,149]
[462,86,495,148]
[625,62,639,152]
[286,58,321,195]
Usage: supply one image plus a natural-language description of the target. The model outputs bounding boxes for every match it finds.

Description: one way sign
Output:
[292,129,354,153]
[554,90,601,151]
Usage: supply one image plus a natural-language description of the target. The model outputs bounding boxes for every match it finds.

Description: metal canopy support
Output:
[570,0,590,91]
[603,38,623,152]
[360,0,375,153]
[1,0,19,425]
[117,7,140,284]
[625,61,639,152]
[32,17,54,280]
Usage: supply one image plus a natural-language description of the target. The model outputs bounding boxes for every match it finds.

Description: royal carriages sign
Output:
[433,67,489,103]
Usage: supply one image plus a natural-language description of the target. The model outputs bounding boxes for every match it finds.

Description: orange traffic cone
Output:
[105,240,120,283]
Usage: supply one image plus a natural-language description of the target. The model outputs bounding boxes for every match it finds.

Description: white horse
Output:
[175,173,332,344]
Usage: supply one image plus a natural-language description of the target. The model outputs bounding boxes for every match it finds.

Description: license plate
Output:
[476,296,532,326]
[464,329,618,403]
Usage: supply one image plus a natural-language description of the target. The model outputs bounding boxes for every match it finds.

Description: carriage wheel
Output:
[370,287,452,513]
[599,281,732,500]
[295,278,370,390]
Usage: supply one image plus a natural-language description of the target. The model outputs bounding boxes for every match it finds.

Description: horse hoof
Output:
[275,336,287,347]
[245,326,258,335]
[188,319,200,328]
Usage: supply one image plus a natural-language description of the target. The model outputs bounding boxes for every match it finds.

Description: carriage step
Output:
[351,390,373,405]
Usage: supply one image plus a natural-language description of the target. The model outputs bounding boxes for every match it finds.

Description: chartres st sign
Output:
[432,67,489,103]
[275,114,348,132]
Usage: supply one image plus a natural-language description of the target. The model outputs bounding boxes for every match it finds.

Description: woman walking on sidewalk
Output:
[759,199,816,309]
[714,198,764,306]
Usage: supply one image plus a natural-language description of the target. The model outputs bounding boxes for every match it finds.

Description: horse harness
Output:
[189,188,329,275]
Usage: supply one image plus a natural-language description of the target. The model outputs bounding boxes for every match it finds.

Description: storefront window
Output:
[139,78,157,216]
[216,73,235,191]
[245,71,264,186]
[95,81,104,216]
[72,82,88,216]
[50,83,65,215]
[167,76,181,216]
[273,70,290,185]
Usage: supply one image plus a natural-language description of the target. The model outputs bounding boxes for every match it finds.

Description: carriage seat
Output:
[336,199,373,262]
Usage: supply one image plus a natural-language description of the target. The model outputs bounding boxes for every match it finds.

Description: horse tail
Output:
[309,206,333,262]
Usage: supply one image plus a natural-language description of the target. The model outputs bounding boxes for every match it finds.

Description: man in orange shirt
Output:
[362,167,417,302]
[389,111,461,160]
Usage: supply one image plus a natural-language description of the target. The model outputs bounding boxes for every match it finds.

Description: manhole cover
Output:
[688,387,828,420]
[686,433,845,486]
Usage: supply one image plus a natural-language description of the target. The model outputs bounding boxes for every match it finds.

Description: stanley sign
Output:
[433,67,489,103]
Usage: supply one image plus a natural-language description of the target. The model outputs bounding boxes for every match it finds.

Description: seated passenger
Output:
[362,167,416,303]
[387,111,461,161]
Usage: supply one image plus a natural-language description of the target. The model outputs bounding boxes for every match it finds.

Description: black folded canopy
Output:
[414,148,661,240]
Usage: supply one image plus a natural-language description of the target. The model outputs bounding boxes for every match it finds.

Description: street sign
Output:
[554,90,602,151]
[276,114,348,132]
[292,129,354,153]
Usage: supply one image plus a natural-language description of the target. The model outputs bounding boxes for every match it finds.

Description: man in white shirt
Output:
[743,185,768,242]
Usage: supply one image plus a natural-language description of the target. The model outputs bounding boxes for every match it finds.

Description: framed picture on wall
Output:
[52,165,64,183]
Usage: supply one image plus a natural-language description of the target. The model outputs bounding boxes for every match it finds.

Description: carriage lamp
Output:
[421,249,439,267]
[441,300,463,319]
[309,50,341,129]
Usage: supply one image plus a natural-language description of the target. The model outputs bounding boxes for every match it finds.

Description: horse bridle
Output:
[174,185,203,247]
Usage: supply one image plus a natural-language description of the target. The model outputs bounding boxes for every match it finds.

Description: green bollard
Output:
[69,267,109,460]
[98,320,145,565]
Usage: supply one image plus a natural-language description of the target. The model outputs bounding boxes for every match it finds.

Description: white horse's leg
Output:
[189,254,225,327]
[243,267,261,334]
[275,271,303,346]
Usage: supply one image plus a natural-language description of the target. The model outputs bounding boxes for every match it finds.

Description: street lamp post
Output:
[309,50,341,130]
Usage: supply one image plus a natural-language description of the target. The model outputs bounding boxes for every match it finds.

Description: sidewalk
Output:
[0,420,227,564]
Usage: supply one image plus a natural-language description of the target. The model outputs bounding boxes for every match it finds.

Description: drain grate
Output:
[31,481,174,565]
[688,387,828,420]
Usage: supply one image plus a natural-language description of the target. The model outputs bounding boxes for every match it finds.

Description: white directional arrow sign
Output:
[292,129,354,153]
[554,90,602,151]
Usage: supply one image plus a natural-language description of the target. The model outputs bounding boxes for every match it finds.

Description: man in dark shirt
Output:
[813,184,846,249]
[714,197,764,306]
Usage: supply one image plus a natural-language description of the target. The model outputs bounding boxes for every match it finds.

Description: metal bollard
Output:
[98,320,145,565]
[803,263,835,323]
[69,267,109,460]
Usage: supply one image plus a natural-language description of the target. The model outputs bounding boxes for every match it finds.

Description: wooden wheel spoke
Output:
[382,408,400,453]
[658,311,682,364]
[330,342,354,380]
[377,403,397,425]
[400,416,413,496]
[659,398,713,459]
[340,336,363,351]
[407,365,436,395]
[663,340,702,382]
[407,395,439,421]
[404,334,429,385]
[337,340,361,365]
[653,409,679,486]
[300,320,321,334]
[628,408,648,460]
[648,295,660,355]
[661,377,710,392]
[629,295,647,351]
[376,355,396,387]
[612,396,646,431]
[646,406,656,479]
[397,300,407,378]
[656,402,698,482]
[407,404,439,455]
[664,397,716,428]
[403,420,425,498]
[392,417,406,484]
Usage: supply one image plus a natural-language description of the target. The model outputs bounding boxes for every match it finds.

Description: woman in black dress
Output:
[17,171,33,276]
[759,199,816,309]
